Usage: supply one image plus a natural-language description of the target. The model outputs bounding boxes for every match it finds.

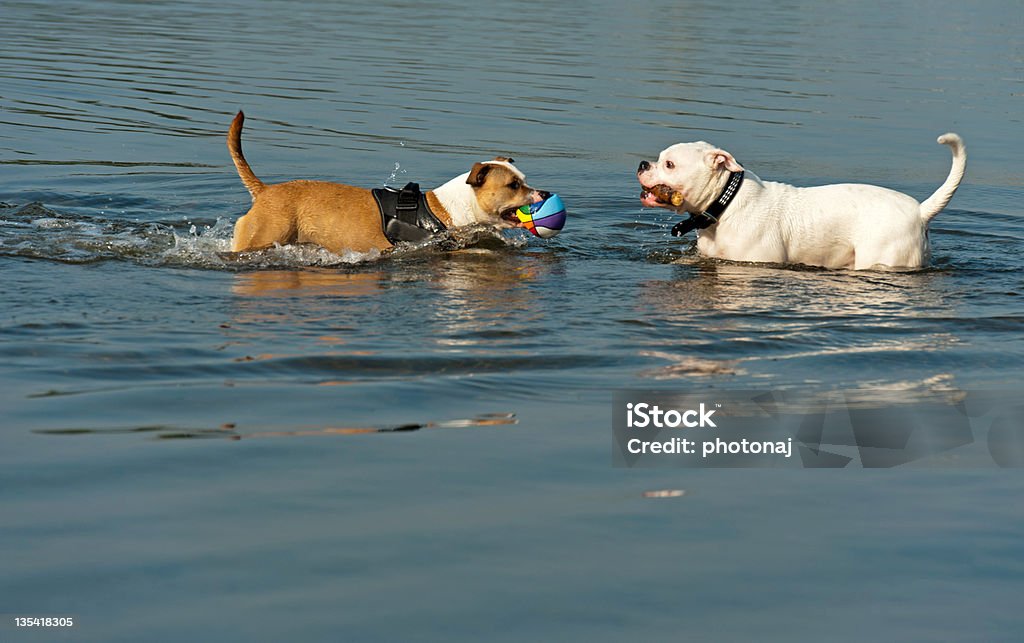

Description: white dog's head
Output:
[637,142,743,214]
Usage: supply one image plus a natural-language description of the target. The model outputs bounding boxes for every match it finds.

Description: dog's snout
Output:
[638,160,651,174]
[538,190,552,200]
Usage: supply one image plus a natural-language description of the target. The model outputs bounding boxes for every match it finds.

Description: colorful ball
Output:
[516,194,566,239]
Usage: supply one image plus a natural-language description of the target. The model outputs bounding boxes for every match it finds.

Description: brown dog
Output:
[227,112,548,254]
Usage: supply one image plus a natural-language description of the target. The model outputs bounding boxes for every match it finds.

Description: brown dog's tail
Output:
[227,111,265,199]
[919,133,966,223]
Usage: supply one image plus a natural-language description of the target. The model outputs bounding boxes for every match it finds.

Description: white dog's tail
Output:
[227,111,265,200]
[919,133,966,223]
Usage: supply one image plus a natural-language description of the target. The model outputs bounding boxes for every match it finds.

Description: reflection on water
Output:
[633,256,966,383]
[646,258,950,317]
[426,251,555,346]
[232,269,386,298]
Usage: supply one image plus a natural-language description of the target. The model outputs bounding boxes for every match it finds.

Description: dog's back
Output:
[227,112,391,254]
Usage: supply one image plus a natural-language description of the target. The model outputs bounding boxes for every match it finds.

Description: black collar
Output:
[671,171,745,238]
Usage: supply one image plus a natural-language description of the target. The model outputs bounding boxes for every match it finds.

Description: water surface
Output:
[2,1,1023,640]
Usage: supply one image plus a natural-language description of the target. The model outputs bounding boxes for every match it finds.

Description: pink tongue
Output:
[640,192,663,207]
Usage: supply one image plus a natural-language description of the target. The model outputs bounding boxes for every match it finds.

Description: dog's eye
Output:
[509,180,521,190]
[665,161,675,170]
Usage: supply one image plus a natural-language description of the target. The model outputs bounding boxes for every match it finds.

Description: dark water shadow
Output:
[31,413,517,441]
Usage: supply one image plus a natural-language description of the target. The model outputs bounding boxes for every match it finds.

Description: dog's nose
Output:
[638,160,651,174]
[538,190,552,200]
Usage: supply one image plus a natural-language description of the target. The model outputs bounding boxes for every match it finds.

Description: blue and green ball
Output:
[516,194,566,238]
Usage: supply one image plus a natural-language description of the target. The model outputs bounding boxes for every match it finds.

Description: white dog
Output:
[637,134,966,269]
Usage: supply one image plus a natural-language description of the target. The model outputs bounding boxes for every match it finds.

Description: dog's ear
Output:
[706,149,743,173]
[467,162,493,187]
[492,156,515,164]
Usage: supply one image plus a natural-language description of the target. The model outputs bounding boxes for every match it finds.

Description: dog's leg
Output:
[231,210,296,252]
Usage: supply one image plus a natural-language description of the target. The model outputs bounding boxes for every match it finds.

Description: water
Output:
[2,0,1023,640]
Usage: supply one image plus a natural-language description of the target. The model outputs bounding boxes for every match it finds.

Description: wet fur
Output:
[227,112,543,254]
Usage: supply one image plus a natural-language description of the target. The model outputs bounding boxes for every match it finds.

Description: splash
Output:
[384,161,406,187]
[0,201,524,270]
[165,219,382,269]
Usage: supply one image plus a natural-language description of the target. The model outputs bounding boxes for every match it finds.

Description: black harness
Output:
[671,171,745,237]
[371,182,447,244]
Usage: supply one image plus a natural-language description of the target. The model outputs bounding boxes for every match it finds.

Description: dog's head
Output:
[466,157,549,227]
[637,142,743,214]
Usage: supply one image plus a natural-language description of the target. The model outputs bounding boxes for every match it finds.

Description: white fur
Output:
[433,172,488,227]
[638,135,966,270]
[483,160,526,180]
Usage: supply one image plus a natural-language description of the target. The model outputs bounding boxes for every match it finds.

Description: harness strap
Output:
[372,182,447,244]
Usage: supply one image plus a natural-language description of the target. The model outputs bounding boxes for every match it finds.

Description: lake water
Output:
[2,0,1023,640]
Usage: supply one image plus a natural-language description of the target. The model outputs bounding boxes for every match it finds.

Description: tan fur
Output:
[231,181,397,253]
[227,112,540,254]
[425,192,448,221]
[227,112,264,198]
[464,162,535,220]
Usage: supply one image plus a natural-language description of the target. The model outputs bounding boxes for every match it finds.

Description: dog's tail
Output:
[227,111,265,200]
[919,133,966,223]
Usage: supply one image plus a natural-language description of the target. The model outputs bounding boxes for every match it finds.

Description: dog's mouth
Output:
[498,207,522,226]
[639,185,677,209]
[639,187,661,206]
